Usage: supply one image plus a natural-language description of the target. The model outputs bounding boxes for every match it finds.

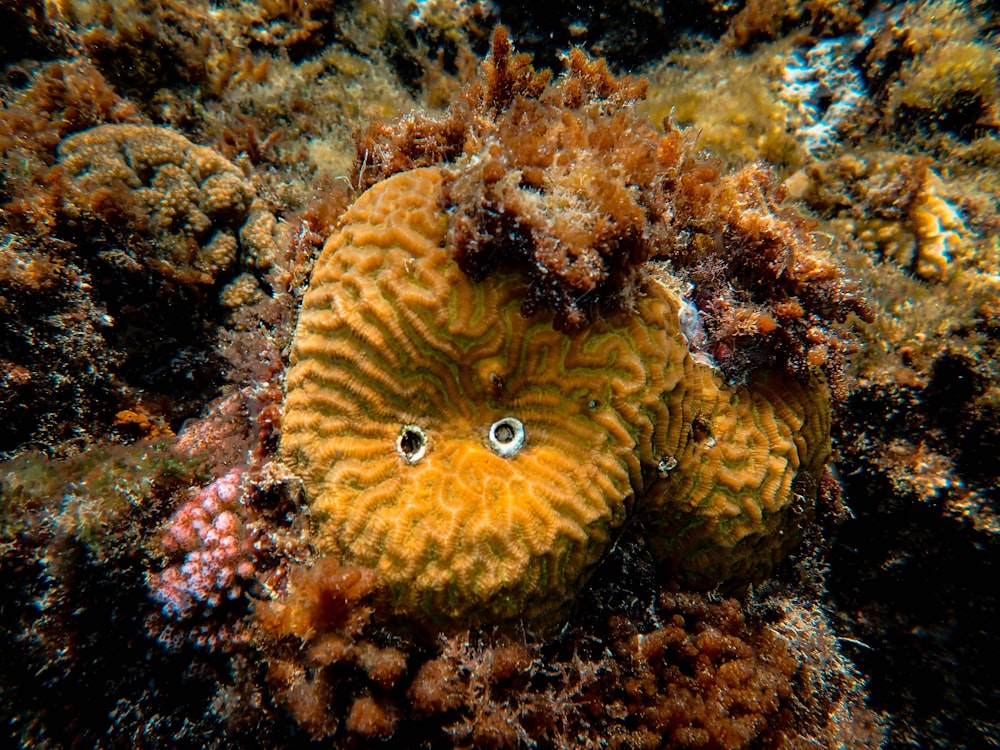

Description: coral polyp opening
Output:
[488,417,525,458]
[397,425,427,464]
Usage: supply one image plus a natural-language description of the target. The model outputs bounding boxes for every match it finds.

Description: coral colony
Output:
[149,469,262,620]
[281,165,832,623]
[3,2,999,748]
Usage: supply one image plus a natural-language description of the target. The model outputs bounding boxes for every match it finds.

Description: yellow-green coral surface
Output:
[281,167,832,624]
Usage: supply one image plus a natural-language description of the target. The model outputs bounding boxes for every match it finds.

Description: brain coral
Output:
[281,166,832,625]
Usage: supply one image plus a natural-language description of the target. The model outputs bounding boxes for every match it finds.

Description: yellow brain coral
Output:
[281,167,831,624]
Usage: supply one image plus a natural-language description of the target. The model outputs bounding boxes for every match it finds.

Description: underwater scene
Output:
[1,1,998,747]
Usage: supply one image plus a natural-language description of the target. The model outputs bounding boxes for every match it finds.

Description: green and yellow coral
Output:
[281,167,832,625]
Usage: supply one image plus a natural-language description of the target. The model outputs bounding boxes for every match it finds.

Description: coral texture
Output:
[795,152,978,282]
[281,166,832,624]
[149,468,262,620]
[57,123,275,285]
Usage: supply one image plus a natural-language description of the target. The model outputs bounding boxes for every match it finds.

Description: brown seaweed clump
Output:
[248,560,882,748]
[410,593,802,749]
[408,588,882,749]
[254,557,408,740]
[354,26,870,390]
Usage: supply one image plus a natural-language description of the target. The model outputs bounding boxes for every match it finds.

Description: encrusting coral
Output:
[281,161,833,624]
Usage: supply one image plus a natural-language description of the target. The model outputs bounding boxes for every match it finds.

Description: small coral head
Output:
[280,168,677,625]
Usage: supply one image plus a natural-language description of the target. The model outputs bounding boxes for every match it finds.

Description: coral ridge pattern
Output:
[281,166,832,624]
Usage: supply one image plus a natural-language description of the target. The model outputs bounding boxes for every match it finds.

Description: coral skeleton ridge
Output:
[910,170,972,281]
[281,166,832,624]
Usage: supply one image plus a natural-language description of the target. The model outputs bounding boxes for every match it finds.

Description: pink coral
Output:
[149,468,262,619]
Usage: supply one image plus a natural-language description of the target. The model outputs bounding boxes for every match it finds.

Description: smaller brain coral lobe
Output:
[281,168,831,626]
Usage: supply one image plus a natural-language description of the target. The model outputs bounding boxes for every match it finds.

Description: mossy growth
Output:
[0,438,212,562]
[886,0,1000,143]
[640,41,806,171]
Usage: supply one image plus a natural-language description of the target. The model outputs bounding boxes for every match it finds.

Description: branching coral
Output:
[149,469,265,620]
[281,165,833,625]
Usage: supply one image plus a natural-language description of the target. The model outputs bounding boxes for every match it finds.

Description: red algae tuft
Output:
[354,26,869,390]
